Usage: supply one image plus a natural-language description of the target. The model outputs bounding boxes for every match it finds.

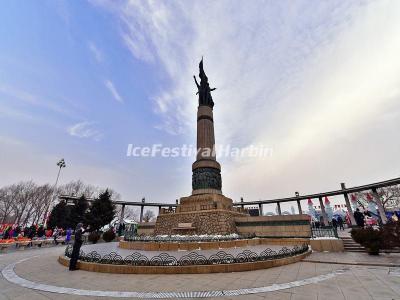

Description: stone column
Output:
[297,200,302,214]
[140,205,144,223]
[192,105,222,195]
[276,202,282,215]
[340,183,356,226]
[120,204,125,222]
[318,197,329,226]
[371,188,388,224]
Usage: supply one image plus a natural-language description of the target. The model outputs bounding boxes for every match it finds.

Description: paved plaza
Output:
[0,246,399,300]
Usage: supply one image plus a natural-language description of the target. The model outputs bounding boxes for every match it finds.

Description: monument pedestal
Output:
[154,194,247,235]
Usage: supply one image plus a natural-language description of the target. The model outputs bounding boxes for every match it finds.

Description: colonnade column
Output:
[276,202,282,215]
[318,196,329,226]
[371,188,388,224]
[120,204,125,223]
[297,200,302,214]
[340,183,356,226]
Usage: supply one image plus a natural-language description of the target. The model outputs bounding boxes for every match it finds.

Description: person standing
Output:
[354,208,365,228]
[337,215,345,230]
[53,227,59,245]
[65,228,73,244]
[332,218,338,230]
[69,223,87,271]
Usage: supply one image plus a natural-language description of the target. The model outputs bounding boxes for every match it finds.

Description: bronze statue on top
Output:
[193,58,216,108]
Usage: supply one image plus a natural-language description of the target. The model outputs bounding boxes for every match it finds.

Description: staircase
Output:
[341,237,366,252]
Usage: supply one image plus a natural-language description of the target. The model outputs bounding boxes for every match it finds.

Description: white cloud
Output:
[104,79,123,103]
[67,121,103,141]
[88,41,104,63]
[0,84,70,115]
[91,1,400,201]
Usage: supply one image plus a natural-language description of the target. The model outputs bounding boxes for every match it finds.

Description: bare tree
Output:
[26,184,54,225]
[378,185,400,209]
[123,207,139,222]
[0,179,121,226]
[0,186,15,223]
[142,210,155,222]
[57,180,98,199]
[352,185,400,210]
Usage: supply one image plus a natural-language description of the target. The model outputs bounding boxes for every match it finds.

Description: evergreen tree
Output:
[85,189,115,231]
[68,195,89,228]
[48,201,72,229]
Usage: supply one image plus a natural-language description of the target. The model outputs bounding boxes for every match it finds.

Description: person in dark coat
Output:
[337,215,345,230]
[69,223,87,271]
[354,208,365,228]
[28,225,36,239]
[37,226,45,238]
[332,218,338,229]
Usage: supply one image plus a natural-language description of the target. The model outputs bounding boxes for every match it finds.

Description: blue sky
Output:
[1,1,400,212]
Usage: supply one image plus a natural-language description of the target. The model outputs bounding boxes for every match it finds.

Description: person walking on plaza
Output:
[354,208,365,228]
[53,227,60,245]
[65,228,72,244]
[69,223,87,271]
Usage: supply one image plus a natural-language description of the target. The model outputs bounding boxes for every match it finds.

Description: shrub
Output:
[381,222,400,249]
[88,231,101,244]
[350,228,365,245]
[102,229,116,242]
[351,227,382,255]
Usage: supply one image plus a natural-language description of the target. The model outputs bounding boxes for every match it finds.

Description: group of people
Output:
[331,215,345,230]
[0,224,74,245]
[353,208,371,227]
[353,207,399,228]
[1,222,92,271]
[312,215,346,230]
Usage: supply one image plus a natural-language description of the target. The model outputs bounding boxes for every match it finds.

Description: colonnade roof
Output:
[59,176,400,207]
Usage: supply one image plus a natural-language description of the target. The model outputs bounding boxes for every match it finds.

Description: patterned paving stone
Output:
[2,256,347,298]
[1,247,400,299]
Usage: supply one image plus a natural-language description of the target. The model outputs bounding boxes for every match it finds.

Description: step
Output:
[344,247,365,250]
[382,249,400,253]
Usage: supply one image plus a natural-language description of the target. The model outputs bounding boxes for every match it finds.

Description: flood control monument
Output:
[153,59,248,235]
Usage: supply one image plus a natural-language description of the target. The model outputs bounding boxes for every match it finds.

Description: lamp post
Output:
[43,158,66,227]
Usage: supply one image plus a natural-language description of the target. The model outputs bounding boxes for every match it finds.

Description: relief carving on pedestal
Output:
[192,167,222,190]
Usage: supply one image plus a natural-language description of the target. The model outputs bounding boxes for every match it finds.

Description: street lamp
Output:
[43,158,67,227]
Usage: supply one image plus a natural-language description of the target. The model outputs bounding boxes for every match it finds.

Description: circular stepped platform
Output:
[59,242,310,274]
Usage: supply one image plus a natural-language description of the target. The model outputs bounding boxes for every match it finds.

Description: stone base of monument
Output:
[154,193,248,235]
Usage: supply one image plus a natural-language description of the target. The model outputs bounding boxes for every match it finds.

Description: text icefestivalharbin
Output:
[126,144,273,158]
